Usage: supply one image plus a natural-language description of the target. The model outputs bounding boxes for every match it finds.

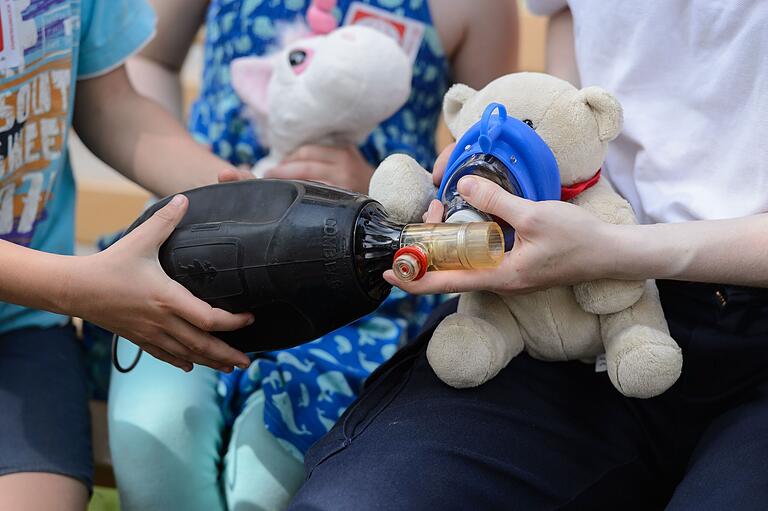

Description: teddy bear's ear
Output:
[577,86,623,142]
[443,83,477,138]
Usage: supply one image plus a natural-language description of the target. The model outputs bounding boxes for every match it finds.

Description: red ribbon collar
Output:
[560,169,602,201]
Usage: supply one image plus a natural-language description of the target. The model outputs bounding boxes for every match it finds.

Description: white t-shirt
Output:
[527,0,767,224]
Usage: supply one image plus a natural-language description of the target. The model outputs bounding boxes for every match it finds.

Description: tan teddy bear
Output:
[369,72,683,398]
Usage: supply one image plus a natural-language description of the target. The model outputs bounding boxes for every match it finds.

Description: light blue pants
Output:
[108,341,305,511]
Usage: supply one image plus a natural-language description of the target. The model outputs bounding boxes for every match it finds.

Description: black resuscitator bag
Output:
[124,179,402,353]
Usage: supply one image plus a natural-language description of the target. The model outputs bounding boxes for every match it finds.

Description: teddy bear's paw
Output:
[574,279,645,315]
[369,154,435,224]
[426,313,516,388]
[607,325,682,398]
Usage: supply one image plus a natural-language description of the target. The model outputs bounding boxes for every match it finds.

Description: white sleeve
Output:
[525,0,569,16]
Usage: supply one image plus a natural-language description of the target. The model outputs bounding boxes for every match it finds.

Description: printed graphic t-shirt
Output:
[0,0,156,334]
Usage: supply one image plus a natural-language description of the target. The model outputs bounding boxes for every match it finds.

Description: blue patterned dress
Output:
[191,0,450,459]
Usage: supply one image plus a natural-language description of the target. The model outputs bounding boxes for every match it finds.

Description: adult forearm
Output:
[389,178,768,296]
[615,215,768,286]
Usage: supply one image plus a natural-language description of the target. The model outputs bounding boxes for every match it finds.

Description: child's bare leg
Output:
[0,473,88,511]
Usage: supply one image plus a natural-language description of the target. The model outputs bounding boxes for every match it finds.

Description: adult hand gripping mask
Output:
[437,103,562,248]
[113,180,503,370]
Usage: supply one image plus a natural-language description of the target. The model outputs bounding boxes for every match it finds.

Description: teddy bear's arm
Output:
[570,179,636,226]
[569,180,646,314]
[368,154,436,224]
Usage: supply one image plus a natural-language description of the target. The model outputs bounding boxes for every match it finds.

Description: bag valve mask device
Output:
[114,103,560,364]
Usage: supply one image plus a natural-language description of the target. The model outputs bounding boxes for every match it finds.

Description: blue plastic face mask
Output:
[437,103,561,247]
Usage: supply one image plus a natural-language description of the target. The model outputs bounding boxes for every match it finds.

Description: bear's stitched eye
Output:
[288,50,307,67]
[523,119,535,129]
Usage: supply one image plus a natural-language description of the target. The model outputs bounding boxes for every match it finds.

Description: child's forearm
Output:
[73,66,236,197]
[1,198,253,371]
[546,8,580,87]
[0,241,77,315]
[127,54,185,120]
[615,215,768,286]
[124,100,233,195]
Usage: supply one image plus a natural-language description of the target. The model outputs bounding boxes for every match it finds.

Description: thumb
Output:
[457,176,533,225]
[130,195,188,249]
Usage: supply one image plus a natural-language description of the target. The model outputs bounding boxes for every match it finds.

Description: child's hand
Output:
[218,166,254,183]
[68,195,253,372]
[265,145,374,194]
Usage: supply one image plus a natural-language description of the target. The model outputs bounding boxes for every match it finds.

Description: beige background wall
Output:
[73,2,548,245]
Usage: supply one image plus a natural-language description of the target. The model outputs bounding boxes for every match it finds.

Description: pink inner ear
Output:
[230,57,274,116]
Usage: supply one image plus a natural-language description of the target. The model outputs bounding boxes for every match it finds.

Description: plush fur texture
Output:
[369,72,683,398]
[231,24,412,176]
[369,154,435,223]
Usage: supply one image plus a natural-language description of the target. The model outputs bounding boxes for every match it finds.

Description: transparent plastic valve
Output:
[392,222,505,282]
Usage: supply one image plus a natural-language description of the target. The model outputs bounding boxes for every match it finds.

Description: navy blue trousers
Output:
[288,281,768,510]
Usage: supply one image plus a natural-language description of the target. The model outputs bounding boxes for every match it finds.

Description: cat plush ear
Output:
[231,56,275,116]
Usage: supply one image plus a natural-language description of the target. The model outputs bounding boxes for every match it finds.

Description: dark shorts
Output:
[289,282,768,510]
[0,325,92,490]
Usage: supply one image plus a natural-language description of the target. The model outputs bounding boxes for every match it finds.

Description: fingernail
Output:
[238,362,249,370]
[170,195,186,207]
[458,176,477,196]
[247,315,256,325]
